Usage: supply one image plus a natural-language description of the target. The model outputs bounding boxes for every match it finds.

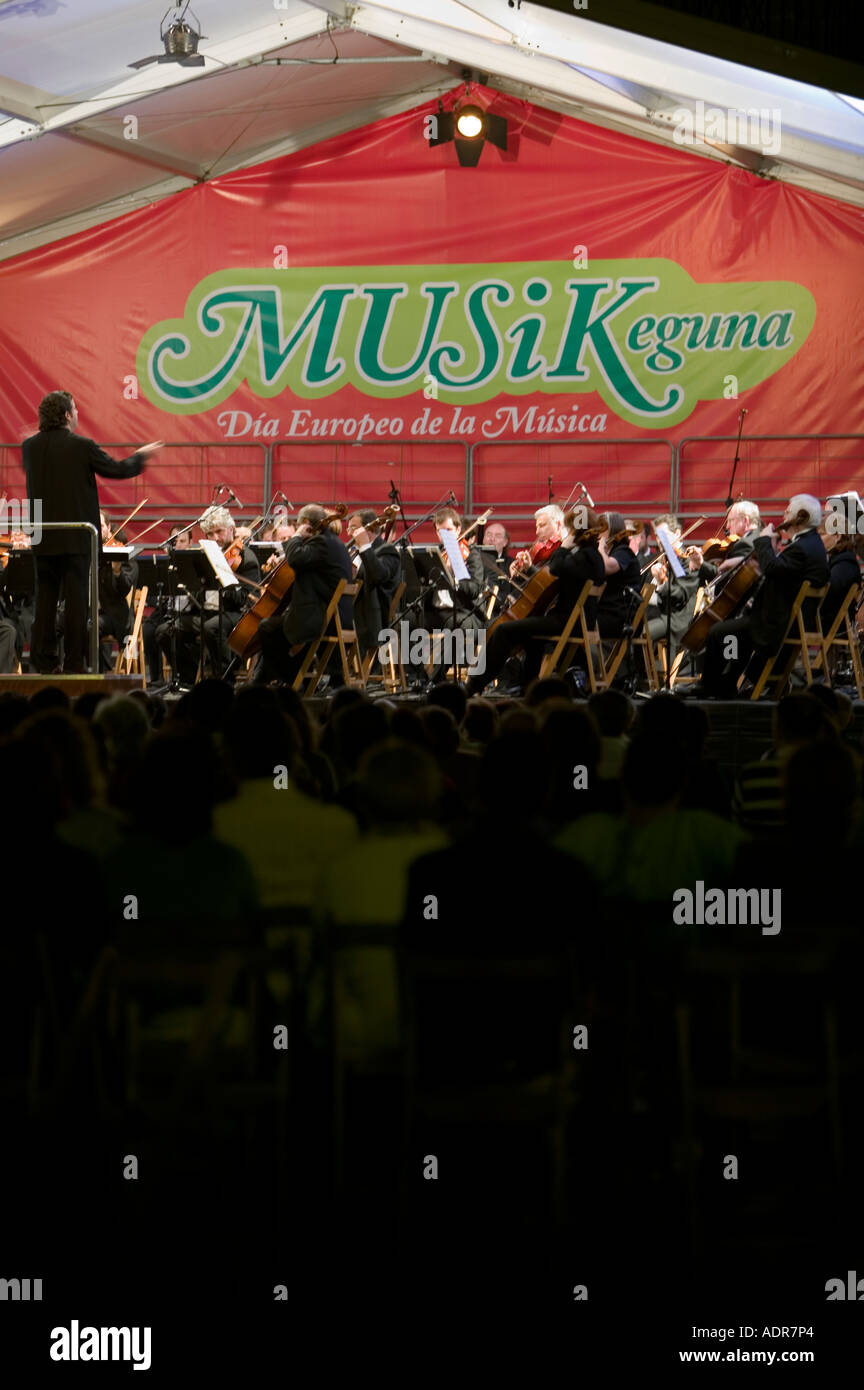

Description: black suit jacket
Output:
[547,541,606,628]
[750,528,829,652]
[23,429,144,556]
[821,548,861,631]
[597,541,641,627]
[354,536,401,651]
[282,531,353,644]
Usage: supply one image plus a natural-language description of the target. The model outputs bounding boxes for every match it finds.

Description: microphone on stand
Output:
[224,486,244,508]
[579,482,595,508]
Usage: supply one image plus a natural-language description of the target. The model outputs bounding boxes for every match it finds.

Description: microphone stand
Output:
[725,408,748,509]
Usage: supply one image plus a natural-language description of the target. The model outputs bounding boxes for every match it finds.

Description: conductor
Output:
[23,391,162,674]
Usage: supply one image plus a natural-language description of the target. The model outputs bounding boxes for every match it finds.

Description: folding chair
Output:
[604,580,657,687]
[293,580,365,694]
[114,586,149,677]
[362,579,407,692]
[812,581,864,697]
[533,581,608,691]
[746,582,829,700]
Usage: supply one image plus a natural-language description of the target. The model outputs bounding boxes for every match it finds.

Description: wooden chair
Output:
[811,581,864,697]
[604,581,657,687]
[292,580,365,694]
[114,586,149,677]
[531,581,608,691]
[746,582,829,700]
[362,579,407,692]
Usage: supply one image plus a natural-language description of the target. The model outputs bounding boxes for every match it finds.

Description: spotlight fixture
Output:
[128,4,207,70]
[427,98,508,168]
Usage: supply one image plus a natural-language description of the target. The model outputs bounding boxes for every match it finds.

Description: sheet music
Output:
[199,538,241,590]
[655,524,686,579]
[439,527,470,581]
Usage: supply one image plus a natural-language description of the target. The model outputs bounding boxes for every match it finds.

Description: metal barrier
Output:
[267,438,472,523]
[468,438,676,522]
[675,433,864,523]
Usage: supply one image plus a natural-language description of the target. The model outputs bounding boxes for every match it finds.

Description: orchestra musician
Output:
[466,507,607,697]
[698,500,761,578]
[157,505,260,686]
[596,512,642,639]
[144,524,191,684]
[478,520,517,613]
[98,510,138,670]
[255,503,352,687]
[0,529,32,670]
[420,506,486,683]
[346,509,401,656]
[820,504,863,633]
[697,493,829,698]
[22,390,162,674]
[509,505,565,580]
[420,506,484,632]
[644,513,713,659]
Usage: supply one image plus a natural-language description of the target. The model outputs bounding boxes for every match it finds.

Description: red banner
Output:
[1,86,862,519]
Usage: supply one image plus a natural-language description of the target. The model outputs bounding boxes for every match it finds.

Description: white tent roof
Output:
[1,0,863,262]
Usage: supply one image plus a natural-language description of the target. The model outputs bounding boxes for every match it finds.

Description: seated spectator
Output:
[311,741,448,1060]
[555,733,745,917]
[102,722,259,951]
[732,692,836,835]
[213,695,358,912]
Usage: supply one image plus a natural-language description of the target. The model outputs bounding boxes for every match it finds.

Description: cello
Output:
[227,504,347,659]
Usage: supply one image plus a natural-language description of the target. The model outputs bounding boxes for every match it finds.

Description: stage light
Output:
[455,106,484,139]
[427,98,507,168]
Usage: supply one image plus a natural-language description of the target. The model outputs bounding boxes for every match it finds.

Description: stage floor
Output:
[0,673,145,696]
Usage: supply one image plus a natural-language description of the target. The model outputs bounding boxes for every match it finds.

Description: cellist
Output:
[466,507,606,697]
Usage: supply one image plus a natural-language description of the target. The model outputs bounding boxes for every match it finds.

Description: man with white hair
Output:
[699,493,828,698]
[157,504,260,685]
[696,499,762,579]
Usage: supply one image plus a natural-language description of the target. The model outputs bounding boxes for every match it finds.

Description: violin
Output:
[223,537,245,571]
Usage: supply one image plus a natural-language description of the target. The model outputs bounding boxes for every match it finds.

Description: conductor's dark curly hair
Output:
[38,391,75,431]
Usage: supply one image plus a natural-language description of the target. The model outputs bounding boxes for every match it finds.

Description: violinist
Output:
[699,501,761,579]
[425,506,485,630]
[466,507,606,697]
[509,505,564,580]
[346,508,401,655]
[698,494,829,699]
[596,512,642,639]
[644,514,712,659]
[98,510,138,670]
[146,524,191,684]
[158,505,260,685]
